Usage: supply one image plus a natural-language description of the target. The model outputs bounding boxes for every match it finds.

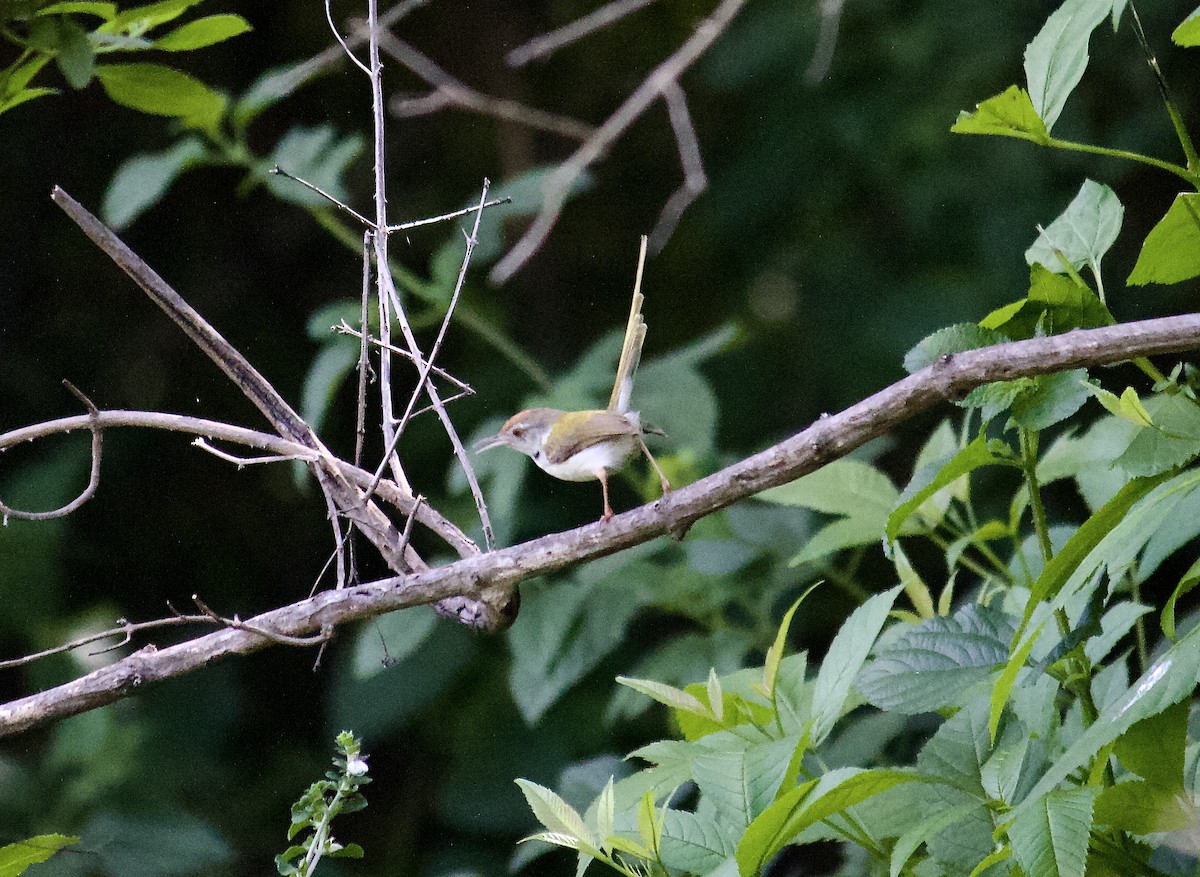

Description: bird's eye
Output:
[512,427,526,438]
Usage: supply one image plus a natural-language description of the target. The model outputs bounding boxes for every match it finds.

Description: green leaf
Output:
[1113,697,1189,789]
[102,136,207,229]
[888,803,978,877]
[736,769,917,876]
[37,2,116,16]
[951,85,1050,143]
[1009,369,1090,431]
[1116,391,1200,476]
[692,736,799,829]
[1015,622,1200,815]
[616,676,708,716]
[54,17,94,88]
[100,0,203,33]
[761,460,897,518]
[1026,179,1123,279]
[1172,6,1200,46]
[1093,780,1197,833]
[1023,0,1114,132]
[858,603,1016,714]
[1082,382,1153,426]
[266,125,366,209]
[0,85,57,114]
[903,323,1009,373]
[1128,193,1200,285]
[982,265,1112,340]
[658,809,736,873]
[515,780,594,846]
[154,13,251,50]
[94,62,225,130]
[1008,787,1097,877]
[0,835,80,876]
[887,434,1008,546]
[78,812,231,876]
[810,584,902,743]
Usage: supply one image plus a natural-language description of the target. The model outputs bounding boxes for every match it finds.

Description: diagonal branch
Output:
[5,312,1200,736]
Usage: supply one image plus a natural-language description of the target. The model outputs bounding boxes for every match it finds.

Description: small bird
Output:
[475,236,671,521]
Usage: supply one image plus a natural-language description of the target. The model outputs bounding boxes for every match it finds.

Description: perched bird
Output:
[475,237,671,521]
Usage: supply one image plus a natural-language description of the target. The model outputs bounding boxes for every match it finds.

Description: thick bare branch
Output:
[5,313,1200,736]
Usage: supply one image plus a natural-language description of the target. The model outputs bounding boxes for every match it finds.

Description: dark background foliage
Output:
[0,1,1196,874]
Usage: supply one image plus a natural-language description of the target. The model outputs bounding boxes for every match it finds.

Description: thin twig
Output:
[192,438,317,466]
[650,82,708,249]
[396,494,424,558]
[491,0,749,282]
[506,0,660,67]
[193,595,330,647]
[387,197,511,232]
[379,32,595,141]
[335,322,474,394]
[270,166,375,228]
[0,380,102,523]
[325,0,371,76]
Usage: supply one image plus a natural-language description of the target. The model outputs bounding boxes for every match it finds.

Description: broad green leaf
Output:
[1093,780,1197,833]
[54,17,94,88]
[658,809,735,873]
[692,736,798,829]
[951,85,1050,142]
[858,603,1016,714]
[760,460,897,518]
[1008,787,1097,877]
[94,63,225,130]
[810,584,902,743]
[788,516,886,567]
[0,86,57,114]
[155,13,250,50]
[0,835,80,876]
[1009,369,1090,431]
[916,695,993,793]
[1116,391,1200,476]
[1015,622,1200,812]
[1081,383,1152,426]
[595,778,614,848]
[1026,179,1123,279]
[349,608,436,680]
[889,803,978,877]
[1023,0,1114,132]
[903,323,1009,373]
[1113,697,1188,789]
[982,265,1112,340]
[736,769,917,877]
[102,136,207,229]
[515,780,594,845]
[1173,6,1200,46]
[234,59,331,127]
[266,125,365,208]
[887,435,1008,546]
[100,0,203,33]
[1128,193,1200,285]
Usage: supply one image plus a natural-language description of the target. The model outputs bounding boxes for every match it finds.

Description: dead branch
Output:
[505,0,660,67]
[490,0,750,283]
[4,312,1200,736]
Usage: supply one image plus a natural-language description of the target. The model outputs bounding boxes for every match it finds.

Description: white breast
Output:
[532,435,638,482]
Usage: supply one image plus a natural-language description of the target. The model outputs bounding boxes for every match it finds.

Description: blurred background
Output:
[1,0,1197,874]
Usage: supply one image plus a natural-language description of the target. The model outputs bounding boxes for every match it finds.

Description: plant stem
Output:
[1019,430,1054,564]
[1045,137,1199,187]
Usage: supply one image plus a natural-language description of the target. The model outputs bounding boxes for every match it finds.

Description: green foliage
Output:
[0,0,247,116]
[0,835,78,877]
[276,731,370,877]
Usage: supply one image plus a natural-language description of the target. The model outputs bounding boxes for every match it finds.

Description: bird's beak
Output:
[473,433,510,454]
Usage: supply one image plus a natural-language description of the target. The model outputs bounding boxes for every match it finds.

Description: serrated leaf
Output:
[810,585,902,743]
[1094,779,1196,833]
[0,835,80,874]
[616,676,708,716]
[858,603,1016,714]
[903,323,1009,373]
[951,85,1050,142]
[155,13,251,50]
[1009,369,1090,431]
[1114,697,1188,789]
[692,736,799,830]
[95,62,225,130]
[515,780,593,845]
[1026,179,1122,282]
[595,778,614,847]
[888,435,1007,546]
[1023,0,1113,132]
[1128,193,1200,285]
[1007,787,1096,877]
[1116,392,1200,476]
[658,809,736,873]
[889,804,978,877]
[760,459,898,518]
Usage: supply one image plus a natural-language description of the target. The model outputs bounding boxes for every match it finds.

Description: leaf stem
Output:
[1044,137,1199,187]
[1019,429,1054,564]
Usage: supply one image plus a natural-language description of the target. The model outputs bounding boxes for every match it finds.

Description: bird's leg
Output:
[637,435,672,496]
[596,468,615,521]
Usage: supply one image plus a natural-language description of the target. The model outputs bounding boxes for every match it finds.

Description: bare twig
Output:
[803,0,846,84]
[0,380,101,523]
[0,408,480,560]
[506,0,660,67]
[491,0,749,282]
[335,322,474,394]
[6,313,1200,733]
[387,197,511,233]
[192,438,316,466]
[270,165,375,228]
[192,594,331,647]
[650,82,708,249]
[325,0,372,75]
[380,32,595,141]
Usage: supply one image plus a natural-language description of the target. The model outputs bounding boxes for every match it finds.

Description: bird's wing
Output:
[544,410,640,465]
